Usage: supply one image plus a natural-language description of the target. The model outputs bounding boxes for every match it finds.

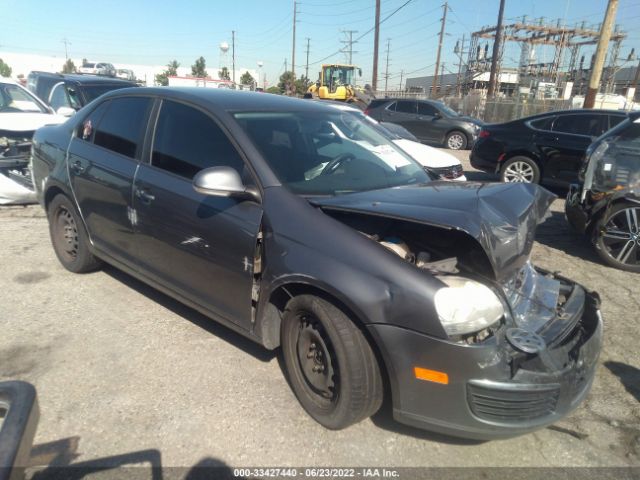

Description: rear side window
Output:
[552,114,605,137]
[151,100,244,179]
[394,100,417,114]
[529,116,555,131]
[77,101,110,141]
[609,115,626,130]
[368,99,388,109]
[91,97,151,158]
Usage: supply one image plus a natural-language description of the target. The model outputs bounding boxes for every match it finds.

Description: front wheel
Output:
[595,202,640,272]
[281,294,383,430]
[500,156,541,184]
[445,131,468,150]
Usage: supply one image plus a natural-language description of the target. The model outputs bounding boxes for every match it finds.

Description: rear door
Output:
[536,113,607,184]
[67,96,152,264]
[416,101,444,142]
[131,99,262,329]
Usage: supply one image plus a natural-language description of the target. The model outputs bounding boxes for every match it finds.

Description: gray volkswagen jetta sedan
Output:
[31,88,602,439]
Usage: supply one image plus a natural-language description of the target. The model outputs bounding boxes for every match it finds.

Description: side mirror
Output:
[56,106,76,117]
[433,111,442,119]
[193,166,259,201]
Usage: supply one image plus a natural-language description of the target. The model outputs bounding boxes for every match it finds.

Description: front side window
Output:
[0,84,47,113]
[152,100,245,180]
[394,100,417,114]
[417,102,437,116]
[234,109,429,196]
[92,97,151,158]
[552,114,604,137]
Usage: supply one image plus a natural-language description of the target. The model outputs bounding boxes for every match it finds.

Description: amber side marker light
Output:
[414,367,449,385]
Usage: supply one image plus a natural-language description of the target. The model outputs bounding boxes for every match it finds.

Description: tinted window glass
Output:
[417,102,437,116]
[553,114,604,136]
[609,115,626,130]
[529,116,555,130]
[152,100,244,179]
[394,100,416,114]
[49,83,70,110]
[77,101,110,141]
[93,97,151,157]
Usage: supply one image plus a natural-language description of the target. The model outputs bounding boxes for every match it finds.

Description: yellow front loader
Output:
[305,64,372,108]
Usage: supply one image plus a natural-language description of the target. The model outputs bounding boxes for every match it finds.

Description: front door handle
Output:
[135,188,155,204]
[70,160,85,174]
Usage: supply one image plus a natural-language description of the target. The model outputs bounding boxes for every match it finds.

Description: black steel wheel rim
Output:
[601,207,640,266]
[54,207,79,261]
[295,312,338,404]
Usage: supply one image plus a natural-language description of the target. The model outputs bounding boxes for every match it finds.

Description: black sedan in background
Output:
[471,109,627,185]
[32,88,602,439]
[365,98,483,150]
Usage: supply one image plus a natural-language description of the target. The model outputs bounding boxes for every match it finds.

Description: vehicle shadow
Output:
[102,265,275,363]
[534,211,603,265]
[604,361,640,403]
[463,170,496,182]
[28,439,243,480]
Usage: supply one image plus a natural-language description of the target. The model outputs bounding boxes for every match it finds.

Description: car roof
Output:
[29,71,135,85]
[522,109,627,121]
[101,87,351,113]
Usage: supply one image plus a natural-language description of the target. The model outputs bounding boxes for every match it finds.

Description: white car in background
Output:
[324,102,466,181]
[0,79,66,204]
[78,62,116,77]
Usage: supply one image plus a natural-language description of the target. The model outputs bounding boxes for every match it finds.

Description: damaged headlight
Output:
[434,276,504,336]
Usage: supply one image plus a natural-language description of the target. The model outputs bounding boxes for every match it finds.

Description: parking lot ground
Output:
[0,151,639,473]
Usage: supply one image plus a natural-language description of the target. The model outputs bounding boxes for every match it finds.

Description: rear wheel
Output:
[500,156,541,184]
[445,131,468,150]
[48,194,102,273]
[281,294,383,430]
[595,202,640,272]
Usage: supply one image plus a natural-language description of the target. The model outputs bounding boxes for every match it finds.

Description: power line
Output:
[340,30,358,64]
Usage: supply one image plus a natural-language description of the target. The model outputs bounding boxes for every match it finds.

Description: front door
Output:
[132,99,262,329]
[67,96,152,264]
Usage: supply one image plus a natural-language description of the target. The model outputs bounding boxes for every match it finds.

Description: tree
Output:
[62,59,76,74]
[240,71,255,86]
[218,66,230,80]
[265,86,280,94]
[277,71,307,96]
[0,58,12,78]
[155,60,180,86]
[191,56,207,78]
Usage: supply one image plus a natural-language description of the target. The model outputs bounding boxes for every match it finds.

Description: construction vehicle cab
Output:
[307,64,362,102]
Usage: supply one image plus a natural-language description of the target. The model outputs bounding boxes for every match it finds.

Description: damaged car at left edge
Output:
[31,88,603,439]
[0,79,66,205]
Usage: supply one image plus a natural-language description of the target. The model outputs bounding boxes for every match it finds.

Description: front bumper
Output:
[368,283,602,440]
[565,184,589,234]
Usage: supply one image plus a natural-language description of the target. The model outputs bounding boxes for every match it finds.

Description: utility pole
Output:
[431,2,448,99]
[584,0,619,108]
[61,38,71,60]
[384,38,391,92]
[340,30,359,64]
[232,30,236,85]
[487,0,506,98]
[305,38,311,83]
[399,70,404,91]
[372,0,381,91]
[455,34,466,96]
[292,0,298,78]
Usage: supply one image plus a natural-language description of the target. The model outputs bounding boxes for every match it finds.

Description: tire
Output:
[281,294,383,430]
[47,194,102,273]
[500,156,541,184]
[445,130,468,150]
[595,202,640,272]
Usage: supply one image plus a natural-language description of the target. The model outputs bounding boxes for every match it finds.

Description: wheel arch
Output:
[258,280,392,399]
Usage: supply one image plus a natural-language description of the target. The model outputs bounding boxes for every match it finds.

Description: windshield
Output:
[234,110,430,196]
[81,84,132,103]
[323,66,355,92]
[0,83,48,113]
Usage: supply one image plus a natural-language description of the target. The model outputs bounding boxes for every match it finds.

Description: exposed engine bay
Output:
[0,132,36,205]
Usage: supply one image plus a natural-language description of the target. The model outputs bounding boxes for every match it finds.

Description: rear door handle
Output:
[135,188,155,204]
[70,160,85,174]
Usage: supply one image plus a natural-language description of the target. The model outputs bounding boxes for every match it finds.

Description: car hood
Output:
[392,139,461,168]
[0,113,67,133]
[312,182,556,281]
[457,115,484,126]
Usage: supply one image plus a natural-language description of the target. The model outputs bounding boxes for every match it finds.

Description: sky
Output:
[2,0,640,88]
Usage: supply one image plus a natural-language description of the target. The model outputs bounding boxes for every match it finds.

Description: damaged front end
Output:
[0,131,36,205]
[315,182,603,438]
